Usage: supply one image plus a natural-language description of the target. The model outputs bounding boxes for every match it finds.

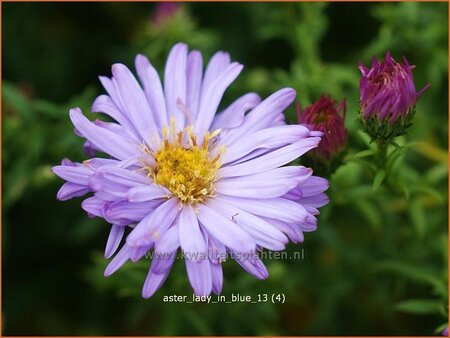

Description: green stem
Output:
[377,139,388,171]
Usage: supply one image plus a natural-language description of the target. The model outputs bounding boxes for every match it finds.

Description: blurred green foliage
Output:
[3,2,448,335]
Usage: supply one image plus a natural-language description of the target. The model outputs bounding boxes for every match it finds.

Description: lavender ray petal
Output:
[57,182,90,201]
[215,167,311,199]
[104,244,130,276]
[219,137,321,178]
[105,225,125,259]
[197,203,256,254]
[207,199,288,251]
[195,62,243,138]
[126,197,180,247]
[211,93,261,131]
[211,262,223,294]
[185,259,212,296]
[221,125,311,164]
[164,43,188,128]
[135,54,168,129]
[111,63,158,143]
[127,184,170,202]
[70,108,140,160]
[179,204,207,260]
[186,50,203,119]
[214,195,311,224]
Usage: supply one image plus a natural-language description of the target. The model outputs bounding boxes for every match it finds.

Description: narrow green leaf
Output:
[372,170,386,192]
[434,322,449,334]
[374,260,447,297]
[396,299,443,315]
[351,149,375,159]
[409,198,427,238]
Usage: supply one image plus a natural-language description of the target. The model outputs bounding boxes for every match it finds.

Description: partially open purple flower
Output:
[359,52,429,125]
[151,2,180,26]
[297,95,348,162]
[52,43,329,298]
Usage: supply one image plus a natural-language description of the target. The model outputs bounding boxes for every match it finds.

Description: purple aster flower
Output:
[297,95,348,162]
[359,52,429,125]
[52,43,329,298]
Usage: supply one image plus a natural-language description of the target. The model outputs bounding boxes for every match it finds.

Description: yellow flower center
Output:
[147,119,224,205]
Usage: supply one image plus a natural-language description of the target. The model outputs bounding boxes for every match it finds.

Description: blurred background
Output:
[3,2,448,335]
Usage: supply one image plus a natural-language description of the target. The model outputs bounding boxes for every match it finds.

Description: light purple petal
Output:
[135,54,168,129]
[207,199,287,251]
[300,176,329,197]
[185,259,212,296]
[56,182,90,201]
[221,125,311,164]
[164,43,188,128]
[84,158,120,169]
[221,88,296,145]
[155,224,180,254]
[81,196,106,218]
[126,198,180,247]
[219,137,321,178]
[211,262,223,294]
[299,193,329,208]
[211,93,261,131]
[215,167,311,199]
[127,184,169,202]
[179,204,207,260]
[264,218,304,243]
[197,203,256,253]
[70,108,140,160]
[104,245,130,276]
[98,75,127,116]
[142,260,174,299]
[195,62,243,138]
[129,245,152,262]
[186,50,203,119]
[88,172,128,199]
[105,200,160,223]
[91,94,137,136]
[234,255,268,280]
[207,235,227,264]
[96,166,151,186]
[215,195,311,224]
[201,51,230,91]
[111,63,158,143]
[149,226,178,272]
[52,164,92,185]
[105,225,125,259]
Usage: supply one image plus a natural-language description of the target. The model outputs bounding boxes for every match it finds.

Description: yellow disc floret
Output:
[150,118,224,205]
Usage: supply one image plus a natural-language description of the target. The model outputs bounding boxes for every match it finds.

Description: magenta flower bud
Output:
[297,96,348,170]
[359,53,429,141]
[151,2,180,26]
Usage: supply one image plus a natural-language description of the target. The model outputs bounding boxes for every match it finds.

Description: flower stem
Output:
[377,139,388,170]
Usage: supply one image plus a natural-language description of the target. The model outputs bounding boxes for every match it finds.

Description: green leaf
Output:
[372,170,386,192]
[400,183,411,200]
[434,322,449,334]
[410,185,445,204]
[386,146,405,173]
[349,149,375,159]
[355,199,382,231]
[3,82,33,119]
[374,260,448,297]
[409,198,427,238]
[396,299,443,315]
